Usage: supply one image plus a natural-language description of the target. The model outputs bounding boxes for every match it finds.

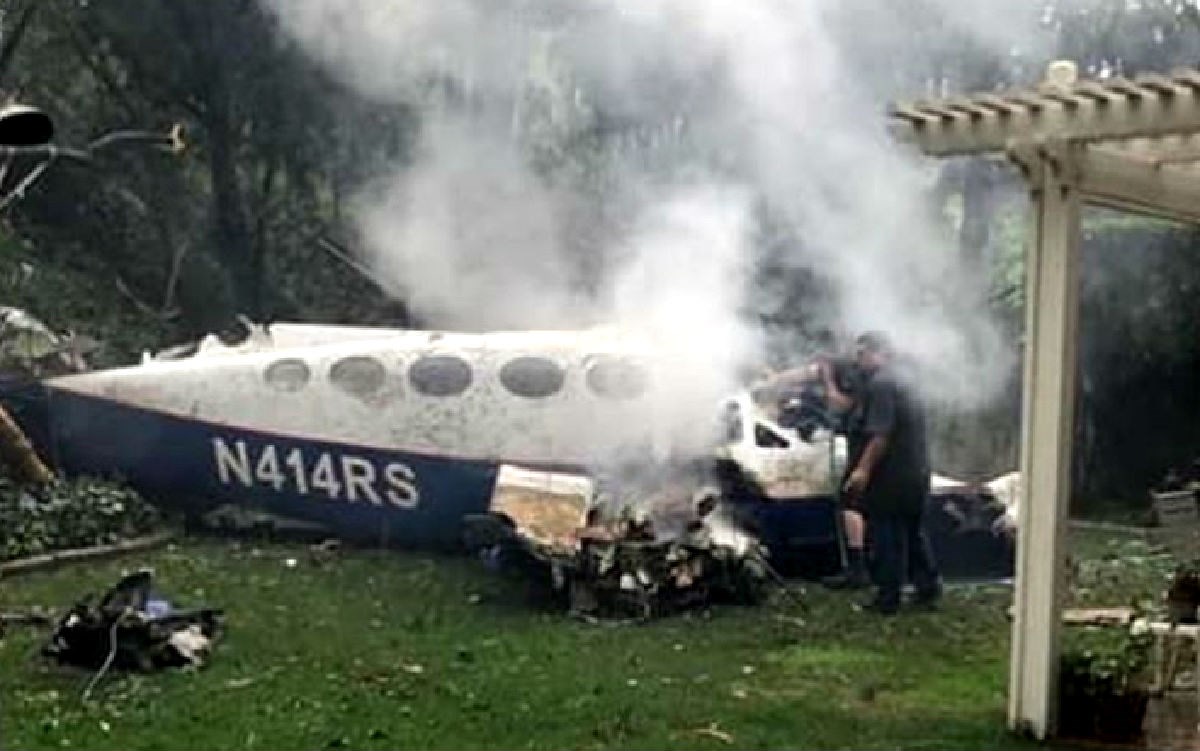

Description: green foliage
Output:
[1057,529,1168,741]
[0,234,181,367]
[1058,624,1153,741]
[1060,625,1153,697]
[0,476,161,562]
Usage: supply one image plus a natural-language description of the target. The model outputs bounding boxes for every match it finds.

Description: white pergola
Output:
[888,61,1200,741]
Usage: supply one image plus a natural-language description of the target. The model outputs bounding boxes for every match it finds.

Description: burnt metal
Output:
[466,499,776,622]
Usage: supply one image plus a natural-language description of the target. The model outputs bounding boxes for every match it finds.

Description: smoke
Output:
[259,0,1069,428]
[355,114,582,331]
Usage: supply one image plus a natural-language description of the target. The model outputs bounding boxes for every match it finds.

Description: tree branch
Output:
[0,124,185,209]
[314,234,397,295]
[161,238,189,318]
[114,275,161,317]
[0,0,39,85]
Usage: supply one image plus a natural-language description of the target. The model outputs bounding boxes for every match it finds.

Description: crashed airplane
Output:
[2,318,1016,578]
[31,323,668,546]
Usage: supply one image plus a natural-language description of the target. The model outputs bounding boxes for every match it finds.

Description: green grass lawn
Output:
[0,529,1164,751]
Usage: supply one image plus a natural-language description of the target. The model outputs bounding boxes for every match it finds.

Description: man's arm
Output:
[844,434,889,496]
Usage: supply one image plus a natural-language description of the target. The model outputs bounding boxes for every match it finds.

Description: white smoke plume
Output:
[355,114,581,331]
[260,0,1075,426]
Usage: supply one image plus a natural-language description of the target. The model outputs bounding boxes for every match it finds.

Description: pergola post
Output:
[1007,146,1081,740]
[888,59,1200,743]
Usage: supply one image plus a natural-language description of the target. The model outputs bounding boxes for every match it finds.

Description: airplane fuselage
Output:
[42,325,665,543]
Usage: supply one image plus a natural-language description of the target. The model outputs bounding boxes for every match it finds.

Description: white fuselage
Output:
[51,325,665,468]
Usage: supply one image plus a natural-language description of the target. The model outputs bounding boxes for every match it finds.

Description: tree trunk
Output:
[0,403,52,484]
[205,102,259,318]
[250,156,278,320]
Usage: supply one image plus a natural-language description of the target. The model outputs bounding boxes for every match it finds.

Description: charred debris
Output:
[463,460,790,623]
[39,569,223,699]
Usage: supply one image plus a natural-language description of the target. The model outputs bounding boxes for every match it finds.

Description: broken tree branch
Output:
[115,275,164,318]
[0,124,185,163]
[0,124,186,211]
[0,531,174,577]
[315,234,396,295]
[161,239,190,317]
[0,155,50,211]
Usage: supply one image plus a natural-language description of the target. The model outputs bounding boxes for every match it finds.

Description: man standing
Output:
[757,342,872,589]
[840,331,941,615]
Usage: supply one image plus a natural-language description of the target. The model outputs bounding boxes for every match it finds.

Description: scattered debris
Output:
[199,503,332,539]
[693,722,735,744]
[0,306,95,377]
[0,608,52,640]
[42,569,223,698]
[465,464,777,622]
[309,538,342,566]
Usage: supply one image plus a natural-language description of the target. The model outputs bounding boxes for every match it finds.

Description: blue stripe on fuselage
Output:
[44,388,500,545]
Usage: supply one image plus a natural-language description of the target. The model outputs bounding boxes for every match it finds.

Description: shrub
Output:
[0,476,161,561]
[1058,623,1153,742]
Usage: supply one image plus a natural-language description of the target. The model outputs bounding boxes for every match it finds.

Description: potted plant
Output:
[1058,623,1153,743]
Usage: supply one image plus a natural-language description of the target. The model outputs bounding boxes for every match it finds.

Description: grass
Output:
[0,527,1168,751]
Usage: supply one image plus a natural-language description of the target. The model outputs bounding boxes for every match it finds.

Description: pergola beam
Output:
[890,73,1200,157]
[1077,145,1200,225]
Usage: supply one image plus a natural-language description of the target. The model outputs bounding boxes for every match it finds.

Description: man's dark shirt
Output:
[844,363,930,516]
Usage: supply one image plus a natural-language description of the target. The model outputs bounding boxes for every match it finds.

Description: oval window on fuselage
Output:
[499,356,565,398]
[264,358,311,392]
[409,354,473,397]
[330,356,387,398]
[585,357,649,400]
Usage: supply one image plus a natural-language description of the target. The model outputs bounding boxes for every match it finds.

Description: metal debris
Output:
[0,306,95,377]
[43,569,223,684]
[465,464,776,621]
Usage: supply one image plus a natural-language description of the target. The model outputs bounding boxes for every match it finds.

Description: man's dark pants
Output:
[869,507,941,612]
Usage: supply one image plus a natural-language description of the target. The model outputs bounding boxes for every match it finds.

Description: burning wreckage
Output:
[464,465,779,620]
[0,317,1020,617]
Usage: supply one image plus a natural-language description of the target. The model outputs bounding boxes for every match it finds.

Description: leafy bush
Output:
[0,477,161,562]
